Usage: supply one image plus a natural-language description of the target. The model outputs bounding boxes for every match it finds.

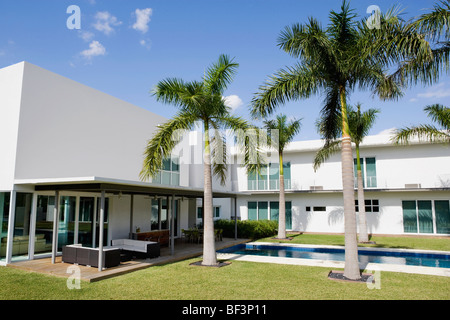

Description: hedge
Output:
[214,219,278,240]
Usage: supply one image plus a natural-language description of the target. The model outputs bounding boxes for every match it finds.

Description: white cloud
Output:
[78,30,95,42]
[93,11,122,35]
[81,40,106,60]
[139,39,152,49]
[376,127,396,136]
[223,95,244,111]
[133,8,152,34]
[415,83,450,100]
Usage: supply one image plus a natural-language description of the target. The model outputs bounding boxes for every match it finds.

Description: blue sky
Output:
[1,0,448,141]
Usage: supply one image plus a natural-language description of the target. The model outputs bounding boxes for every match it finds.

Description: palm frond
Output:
[414,0,450,41]
[424,104,450,129]
[203,54,239,95]
[140,111,197,181]
[313,139,342,171]
[251,64,322,118]
[392,124,450,145]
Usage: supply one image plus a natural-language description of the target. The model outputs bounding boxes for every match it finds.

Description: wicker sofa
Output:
[62,244,121,268]
[110,239,160,259]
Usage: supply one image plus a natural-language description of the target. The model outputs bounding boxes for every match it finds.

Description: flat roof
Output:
[14,176,237,198]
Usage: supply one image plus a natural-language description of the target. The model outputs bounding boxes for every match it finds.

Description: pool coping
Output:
[217,242,450,278]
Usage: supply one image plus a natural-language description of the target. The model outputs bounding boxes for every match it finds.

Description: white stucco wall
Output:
[0,63,24,190]
[12,62,174,185]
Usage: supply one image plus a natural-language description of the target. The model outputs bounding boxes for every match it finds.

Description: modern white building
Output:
[0,61,449,266]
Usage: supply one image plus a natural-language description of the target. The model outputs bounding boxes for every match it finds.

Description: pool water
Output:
[218,244,450,269]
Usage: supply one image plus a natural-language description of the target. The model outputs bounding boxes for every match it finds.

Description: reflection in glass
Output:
[12,193,33,259]
[0,192,11,261]
[35,195,55,255]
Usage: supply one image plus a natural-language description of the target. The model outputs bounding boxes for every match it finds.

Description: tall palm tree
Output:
[140,54,260,266]
[250,1,428,280]
[393,104,450,144]
[263,115,301,239]
[315,104,379,243]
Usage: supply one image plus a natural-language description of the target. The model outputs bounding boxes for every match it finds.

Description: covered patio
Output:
[6,177,240,273]
[8,237,249,282]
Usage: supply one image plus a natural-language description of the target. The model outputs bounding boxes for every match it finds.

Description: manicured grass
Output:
[258,233,450,251]
[0,234,448,300]
[0,257,449,300]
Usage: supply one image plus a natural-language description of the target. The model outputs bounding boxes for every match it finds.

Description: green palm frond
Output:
[263,114,302,154]
[425,104,450,129]
[251,64,322,118]
[313,139,342,172]
[140,110,198,181]
[203,54,239,95]
[393,125,450,144]
[347,104,380,145]
[414,0,450,41]
[393,104,450,145]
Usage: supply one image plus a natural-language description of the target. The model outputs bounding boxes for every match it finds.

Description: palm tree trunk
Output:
[202,121,217,266]
[340,88,361,280]
[278,153,286,239]
[356,146,369,243]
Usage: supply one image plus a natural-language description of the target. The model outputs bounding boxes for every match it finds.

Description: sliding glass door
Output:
[402,200,450,234]
[35,195,55,256]
[0,192,11,262]
[12,193,33,260]
[79,197,94,247]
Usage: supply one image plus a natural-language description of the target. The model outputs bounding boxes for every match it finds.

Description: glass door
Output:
[0,192,11,262]
[58,196,76,251]
[12,193,33,260]
[34,195,55,256]
[95,198,109,247]
[79,197,95,247]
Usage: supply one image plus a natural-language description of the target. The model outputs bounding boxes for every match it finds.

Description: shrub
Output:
[214,219,278,240]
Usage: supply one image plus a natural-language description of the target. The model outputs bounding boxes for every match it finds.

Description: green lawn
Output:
[0,234,448,300]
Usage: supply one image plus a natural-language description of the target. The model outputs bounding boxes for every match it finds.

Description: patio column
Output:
[98,190,105,271]
[171,194,175,255]
[5,190,16,264]
[51,191,59,264]
[234,197,238,240]
[129,194,134,238]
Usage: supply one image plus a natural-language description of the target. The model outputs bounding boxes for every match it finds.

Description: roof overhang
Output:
[14,176,237,199]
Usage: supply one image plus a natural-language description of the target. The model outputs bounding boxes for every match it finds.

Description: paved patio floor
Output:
[7,238,249,282]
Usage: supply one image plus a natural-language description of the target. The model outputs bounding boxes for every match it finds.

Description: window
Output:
[355,199,379,212]
[248,162,291,190]
[153,156,180,186]
[248,201,292,229]
[354,157,377,188]
[402,200,450,234]
[305,206,326,212]
[197,206,221,219]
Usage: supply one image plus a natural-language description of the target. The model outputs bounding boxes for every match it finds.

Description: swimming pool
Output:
[218,243,450,269]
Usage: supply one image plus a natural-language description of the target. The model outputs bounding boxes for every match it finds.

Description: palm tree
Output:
[250,1,426,280]
[263,115,301,239]
[393,104,450,144]
[140,54,260,266]
[392,0,450,87]
[315,104,379,243]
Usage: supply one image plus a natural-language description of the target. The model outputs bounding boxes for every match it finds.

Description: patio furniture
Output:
[215,229,223,241]
[111,239,160,258]
[131,230,170,247]
[62,245,121,268]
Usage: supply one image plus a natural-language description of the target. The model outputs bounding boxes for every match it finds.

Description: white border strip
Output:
[217,242,450,277]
